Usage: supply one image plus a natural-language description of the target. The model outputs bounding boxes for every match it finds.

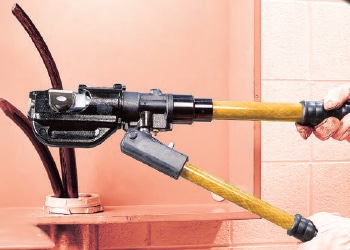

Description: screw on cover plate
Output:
[128,131,138,139]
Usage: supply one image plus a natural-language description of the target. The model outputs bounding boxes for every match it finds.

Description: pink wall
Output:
[0,0,234,207]
[0,0,255,249]
[99,1,350,248]
[1,0,350,249]
[238,0,350,249]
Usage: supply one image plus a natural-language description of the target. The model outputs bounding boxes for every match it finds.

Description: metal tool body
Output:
[29,85,350,148]
[28,84,212,147]
[29,84,348,242]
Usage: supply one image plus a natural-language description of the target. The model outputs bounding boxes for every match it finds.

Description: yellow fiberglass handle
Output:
[180,162,317,242]
[212,100,350,126]
[212,101,303,122]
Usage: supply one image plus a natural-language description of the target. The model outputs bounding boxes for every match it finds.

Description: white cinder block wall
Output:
[230,0,350,249]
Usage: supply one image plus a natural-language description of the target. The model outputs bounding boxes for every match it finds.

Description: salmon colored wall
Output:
[0,0,258,249]
[3,0,349,249]
[0,0,246,208]
[229,0,350,249]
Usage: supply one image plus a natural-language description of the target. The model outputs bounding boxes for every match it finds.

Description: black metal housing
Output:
[28,85,213,148]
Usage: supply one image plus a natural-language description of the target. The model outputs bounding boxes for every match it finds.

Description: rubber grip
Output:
[300,101,350,126]
[287,214,318,242]
[120,129,188,179]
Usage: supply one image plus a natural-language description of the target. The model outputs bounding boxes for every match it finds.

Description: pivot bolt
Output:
[128,131,138,139]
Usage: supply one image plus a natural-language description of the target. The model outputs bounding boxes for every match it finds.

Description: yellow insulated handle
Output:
[212,101,303,122]
[181,162,294,229]
[120,129,317,241]
[180,162,317,241]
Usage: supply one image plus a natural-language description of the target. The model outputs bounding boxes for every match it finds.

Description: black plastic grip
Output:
[300,101,350,126]
[287,214,317,242]
[120,129,188,179]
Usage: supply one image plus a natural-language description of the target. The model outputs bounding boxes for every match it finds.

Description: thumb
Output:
[324,84,350,110]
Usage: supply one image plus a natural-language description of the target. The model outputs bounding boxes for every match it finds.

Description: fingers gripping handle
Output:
[300,101,350,126]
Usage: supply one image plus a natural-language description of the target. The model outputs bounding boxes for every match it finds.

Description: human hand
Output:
[299,212,350,250]
[296,84,350,141]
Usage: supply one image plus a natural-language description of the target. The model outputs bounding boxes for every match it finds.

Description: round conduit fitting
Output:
[44,193,103,215]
